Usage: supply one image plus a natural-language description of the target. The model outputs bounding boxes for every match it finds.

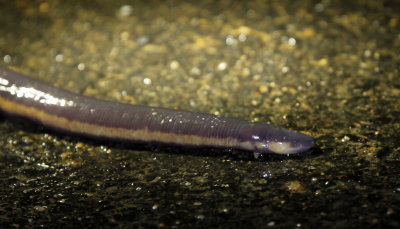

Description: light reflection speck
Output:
[0,80,75,107]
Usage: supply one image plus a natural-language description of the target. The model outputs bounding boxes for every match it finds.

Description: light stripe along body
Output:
[0,67,314,156]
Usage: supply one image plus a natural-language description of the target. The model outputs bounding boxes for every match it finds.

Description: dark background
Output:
[0,0,399,228]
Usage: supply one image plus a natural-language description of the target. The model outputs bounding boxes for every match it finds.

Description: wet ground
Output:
[0,0,399,228]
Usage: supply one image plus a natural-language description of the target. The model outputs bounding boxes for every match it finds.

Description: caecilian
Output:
[0,67,314,156]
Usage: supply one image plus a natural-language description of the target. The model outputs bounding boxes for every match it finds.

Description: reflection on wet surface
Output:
[0,0,399,228]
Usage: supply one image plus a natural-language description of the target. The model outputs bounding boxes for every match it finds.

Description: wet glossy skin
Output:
[0,67,314,155]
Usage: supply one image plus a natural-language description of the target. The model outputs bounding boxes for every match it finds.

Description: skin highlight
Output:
[0,67,314,155]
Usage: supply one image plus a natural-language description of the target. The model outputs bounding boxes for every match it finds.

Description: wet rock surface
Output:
[0,1,399,228]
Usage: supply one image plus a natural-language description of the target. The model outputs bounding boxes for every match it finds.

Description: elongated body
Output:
[0,67,314,155]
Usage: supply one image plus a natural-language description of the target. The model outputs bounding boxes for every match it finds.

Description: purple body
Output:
[0,67,314,155]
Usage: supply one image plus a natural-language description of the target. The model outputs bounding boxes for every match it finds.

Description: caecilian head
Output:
[239,123,314,155]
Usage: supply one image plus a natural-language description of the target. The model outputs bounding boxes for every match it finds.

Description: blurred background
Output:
[0,0,399,228]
